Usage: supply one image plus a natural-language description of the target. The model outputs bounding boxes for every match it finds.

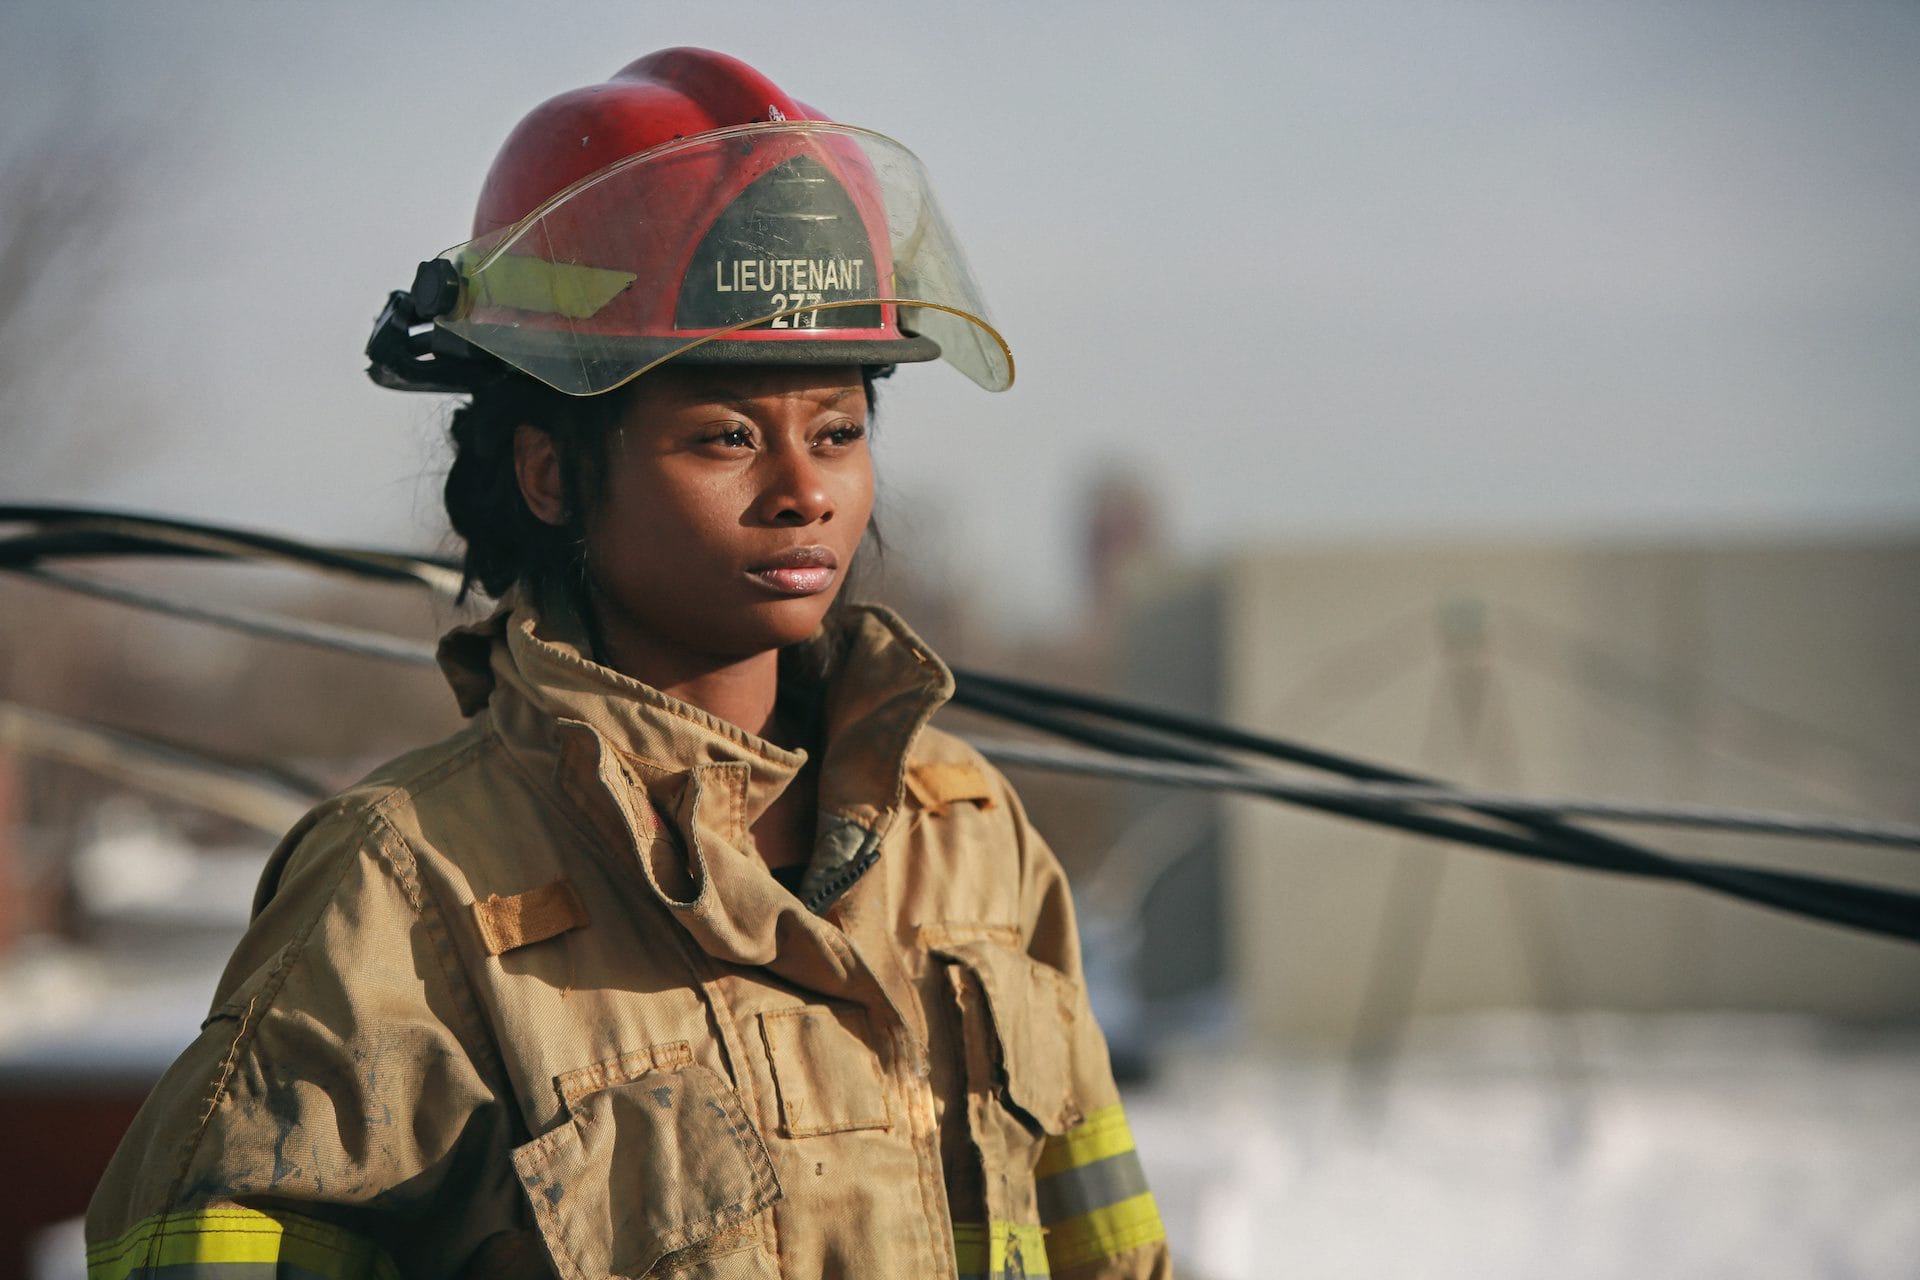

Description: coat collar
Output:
[438,591,954,865]
[440,593,951,1030]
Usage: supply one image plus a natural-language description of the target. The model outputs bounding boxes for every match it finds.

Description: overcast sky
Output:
[4,1,1916,631]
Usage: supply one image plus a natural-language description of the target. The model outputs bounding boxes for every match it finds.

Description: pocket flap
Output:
[758,1006,892,1137]
[512,1065,780,1279]
[931,939,1083,1135]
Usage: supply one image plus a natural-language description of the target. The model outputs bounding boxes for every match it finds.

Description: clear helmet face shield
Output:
[434,122,1012,395]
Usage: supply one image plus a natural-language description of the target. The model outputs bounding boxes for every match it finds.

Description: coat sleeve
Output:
[85,801,531,1280]
[1007,782,1175,1280]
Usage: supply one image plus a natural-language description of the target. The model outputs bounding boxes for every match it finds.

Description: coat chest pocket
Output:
[511,1063,781,1279]
[930,939,1083,1140]
[757,1005,893,1138]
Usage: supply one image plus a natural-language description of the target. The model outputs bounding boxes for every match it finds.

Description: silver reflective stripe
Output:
[1037,1146,1153,1224]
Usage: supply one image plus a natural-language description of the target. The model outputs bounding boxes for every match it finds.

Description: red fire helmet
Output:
[387,48,1011,396]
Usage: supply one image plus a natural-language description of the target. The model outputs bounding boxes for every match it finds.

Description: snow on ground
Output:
[1126,1012,1920,1280]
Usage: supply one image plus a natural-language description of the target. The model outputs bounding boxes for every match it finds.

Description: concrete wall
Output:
[1127,535,1920,1044]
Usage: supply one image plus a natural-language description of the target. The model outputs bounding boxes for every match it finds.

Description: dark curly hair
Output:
[444,374,616,603]
[443,366,890,606]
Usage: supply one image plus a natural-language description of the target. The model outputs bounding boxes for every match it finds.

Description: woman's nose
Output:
[758,447,833,526]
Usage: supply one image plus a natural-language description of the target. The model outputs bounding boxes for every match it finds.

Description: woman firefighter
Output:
[86,47,1171,1280]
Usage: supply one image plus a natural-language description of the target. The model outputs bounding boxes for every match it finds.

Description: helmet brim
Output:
[665,333,940,368]
[453,324,940,397]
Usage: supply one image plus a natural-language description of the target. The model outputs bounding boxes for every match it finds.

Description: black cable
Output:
[958,674,1920,936]
[0,528,230,567]
[968,738,1920,846]
[952,677,1920,944]
[963,665,1912,864]
[961,666,1448,782]
[0,504,460,582]
[9,504,1915,942]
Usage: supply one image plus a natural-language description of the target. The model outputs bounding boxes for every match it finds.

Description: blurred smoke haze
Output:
[4,9,1919,1274]
[1,1,1915,633]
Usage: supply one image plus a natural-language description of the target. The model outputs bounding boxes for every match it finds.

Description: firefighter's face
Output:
[524,365,874,675]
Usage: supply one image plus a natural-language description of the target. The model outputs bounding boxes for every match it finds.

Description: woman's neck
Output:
[586,602,829,872]
[590,612,825,872]
[610,639,783,740]
[570,582,784,738]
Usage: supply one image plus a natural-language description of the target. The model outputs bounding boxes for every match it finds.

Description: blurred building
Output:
[0,570,470,1278]
[1120,532,1920,1045]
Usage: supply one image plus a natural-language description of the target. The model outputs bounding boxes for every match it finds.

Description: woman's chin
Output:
[590,577,845,666]
[743,594,842,650]
[666,595,841,663]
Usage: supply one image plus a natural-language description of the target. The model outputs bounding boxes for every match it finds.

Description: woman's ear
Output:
[512,424,569,526]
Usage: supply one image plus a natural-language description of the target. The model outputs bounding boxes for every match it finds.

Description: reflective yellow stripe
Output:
[1035,1103,1135,1178]
[85,1208,399,1280]
[1041,1191,1168,1270]
[953,1220,1050,1278]
[466,252,636,319]
[1034,1102,1167,1266]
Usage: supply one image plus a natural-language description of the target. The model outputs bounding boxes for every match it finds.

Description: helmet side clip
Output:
[364,260,490,392]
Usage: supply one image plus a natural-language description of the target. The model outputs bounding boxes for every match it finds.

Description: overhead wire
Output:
[0,701,323,832]
[1499,601,1920,784]
[26,552,1910,847]
[0,503,464,591]
[15,566,444,667]
[5,504,1917,945]
[1494,603,1920,815]
[965,738,1920,848]
[952,677,1920,943]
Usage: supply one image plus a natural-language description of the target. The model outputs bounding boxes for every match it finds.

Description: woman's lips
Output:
[747,546,839,596]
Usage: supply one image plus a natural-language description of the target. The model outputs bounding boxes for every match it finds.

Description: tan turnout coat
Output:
[87,600,1171,1280]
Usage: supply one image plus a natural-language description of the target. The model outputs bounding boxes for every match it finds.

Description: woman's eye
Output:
[705,425,754,449]
[822,422,867,447]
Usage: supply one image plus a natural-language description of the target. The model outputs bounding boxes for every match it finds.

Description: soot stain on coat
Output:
[180,1172,237,1204]
[263,1074,306,1185]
